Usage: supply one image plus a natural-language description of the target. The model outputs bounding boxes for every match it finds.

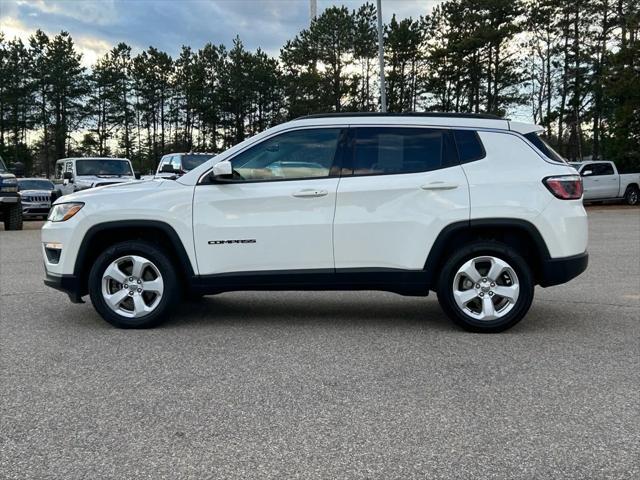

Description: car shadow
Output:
[161,291,455,332]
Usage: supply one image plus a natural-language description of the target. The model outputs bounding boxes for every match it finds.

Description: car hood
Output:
[55,178,167,204]
[74,175,135,186]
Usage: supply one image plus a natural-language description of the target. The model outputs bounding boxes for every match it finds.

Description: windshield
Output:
[76,159,133,176]
[18,179,54,190]
[524,132,566,163]
[182,154,214,171]
[0,157,7,173]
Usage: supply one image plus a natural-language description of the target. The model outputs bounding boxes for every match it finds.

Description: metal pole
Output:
[310,0,317,25]
[376,0,387,112]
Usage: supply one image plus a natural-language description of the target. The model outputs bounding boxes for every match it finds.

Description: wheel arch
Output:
[424,219,551,289]
[73,220,195,296]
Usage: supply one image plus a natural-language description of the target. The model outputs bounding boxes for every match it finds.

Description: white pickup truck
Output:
[570,161,640,205]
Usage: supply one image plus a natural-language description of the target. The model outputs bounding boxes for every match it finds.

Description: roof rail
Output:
[296,112,504,120]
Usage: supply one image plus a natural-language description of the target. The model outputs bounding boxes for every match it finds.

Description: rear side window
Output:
[524,132,565,163]
[453,130,486,163]
[346,127,456,176]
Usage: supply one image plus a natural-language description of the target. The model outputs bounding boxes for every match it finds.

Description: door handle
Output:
[292,189,328,198]
[421,182,459,191]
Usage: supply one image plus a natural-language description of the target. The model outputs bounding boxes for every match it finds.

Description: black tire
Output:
[3,204,23,230]
[436,241,535,333]
[88,240,180,328]
[624,185,639,206]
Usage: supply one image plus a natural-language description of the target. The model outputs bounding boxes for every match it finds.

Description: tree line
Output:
[0,0,638,175]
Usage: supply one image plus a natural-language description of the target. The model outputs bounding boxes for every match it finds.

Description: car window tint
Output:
[454,130,486,163]
[585,163,614,176]
[182,154,213,171]
[231,129,341,181]
[348,127,452,176]
[598,163,614,175]
[524,132,566,163]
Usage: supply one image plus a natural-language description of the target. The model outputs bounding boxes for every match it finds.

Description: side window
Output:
[584,163,614,176]
[170,155,182,171]
[158,155,169,169]
[230,128,341,181]
[598,163,614,175]
[346,127,455,176]
[454,130,486,163]
[65,161,73,174]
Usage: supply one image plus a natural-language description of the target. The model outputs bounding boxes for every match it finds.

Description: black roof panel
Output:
[296,112,505,121]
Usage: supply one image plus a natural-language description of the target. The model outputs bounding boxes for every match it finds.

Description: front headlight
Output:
[0,177,17,192]
[48,202,84,222]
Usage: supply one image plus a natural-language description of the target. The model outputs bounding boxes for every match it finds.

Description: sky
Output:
[0,0,443,66]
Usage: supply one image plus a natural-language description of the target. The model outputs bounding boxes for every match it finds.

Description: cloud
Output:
[16,0,119,25]
[1,0,443,63]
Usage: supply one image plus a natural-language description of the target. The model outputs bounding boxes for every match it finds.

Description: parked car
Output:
[42,112,588,332]
[0,156,22,230]
[17,178,56,219]
[54,157,138,197]
[569,160,640,205]
[155,152,215,179]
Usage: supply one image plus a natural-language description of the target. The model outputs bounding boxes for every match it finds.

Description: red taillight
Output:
[543,175,583,200]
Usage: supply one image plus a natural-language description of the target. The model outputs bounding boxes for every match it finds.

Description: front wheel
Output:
[88,241,180,328]
[624,185,639,206]
[3,204,23,230]
[437,241,534,333]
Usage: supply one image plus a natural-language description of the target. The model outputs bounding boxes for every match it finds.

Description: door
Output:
[333,127,470,270]
[58,161,75,195]
[193,127,345,275]
[581,162,617,199]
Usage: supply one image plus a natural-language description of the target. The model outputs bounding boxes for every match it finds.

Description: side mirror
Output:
[212,160,233,178]
[581,169,593,177]
[134,171,141,180]
[63,171,73,181]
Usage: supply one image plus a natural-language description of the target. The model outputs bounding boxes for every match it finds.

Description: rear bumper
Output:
[539,252,589,287]
[44,272,85,303]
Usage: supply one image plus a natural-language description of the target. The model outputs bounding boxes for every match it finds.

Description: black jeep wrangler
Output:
[0,156,23,230]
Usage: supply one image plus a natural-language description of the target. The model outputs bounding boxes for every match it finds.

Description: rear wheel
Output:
[437,241,534,333]
[3,204,23,230]
[624,185,639,206]
[89,240,180,328]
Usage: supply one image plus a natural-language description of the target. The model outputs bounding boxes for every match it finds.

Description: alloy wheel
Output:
[452,256,520,321]
[101,255,164,318]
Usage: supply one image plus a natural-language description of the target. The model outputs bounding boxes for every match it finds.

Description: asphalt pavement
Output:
[1,207,639,479]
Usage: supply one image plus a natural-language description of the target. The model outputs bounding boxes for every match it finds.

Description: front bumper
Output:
[23,204,51,217]
[0,193,20,204]
[44,271,85,303]
[539,252,589,287]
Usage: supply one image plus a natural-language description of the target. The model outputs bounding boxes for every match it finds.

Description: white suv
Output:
[42,113,588,332]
